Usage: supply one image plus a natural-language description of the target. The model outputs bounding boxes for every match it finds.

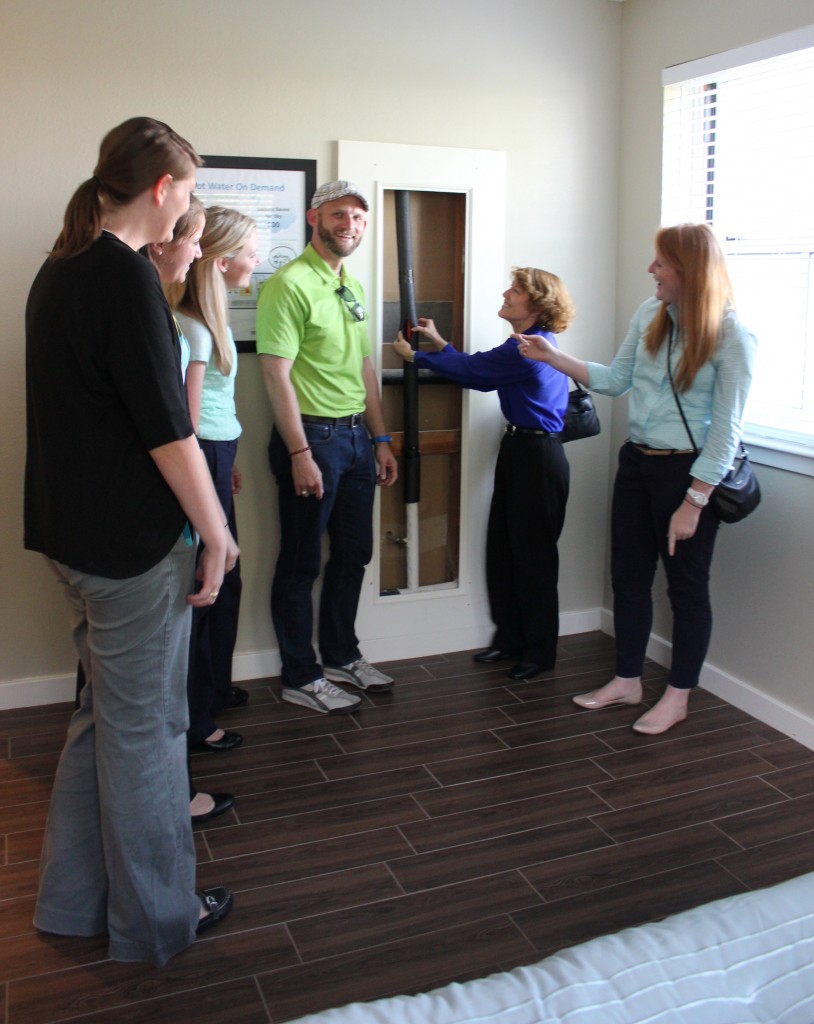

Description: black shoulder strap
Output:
[666,331,700,454]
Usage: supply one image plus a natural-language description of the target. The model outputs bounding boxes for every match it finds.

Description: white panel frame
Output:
[337,140,507,659]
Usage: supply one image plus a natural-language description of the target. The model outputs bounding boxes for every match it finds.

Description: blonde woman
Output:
[168,206,259,752]
[147,197,236,824]
[517,224,757,735]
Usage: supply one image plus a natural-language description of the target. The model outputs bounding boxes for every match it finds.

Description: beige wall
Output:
[2,0,812,730]
[0,0,622,696]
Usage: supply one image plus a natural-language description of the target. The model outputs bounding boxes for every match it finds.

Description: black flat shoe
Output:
[191,792,235,825]
[506,661,554,681]
[227,686,249,707]
[193,731,243,752]
[474,647,519,664]
[196,886,233,934]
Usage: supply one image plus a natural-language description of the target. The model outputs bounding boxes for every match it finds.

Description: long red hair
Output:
[644,224,734,391]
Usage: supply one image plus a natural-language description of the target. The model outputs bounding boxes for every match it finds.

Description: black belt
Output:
[629,440,695,456]
[505,424,560,438]
[302,412,364,428]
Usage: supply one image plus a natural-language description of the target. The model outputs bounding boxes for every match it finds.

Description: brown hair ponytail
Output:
[50,117,201,261]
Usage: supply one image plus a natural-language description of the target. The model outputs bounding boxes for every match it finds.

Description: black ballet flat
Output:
[506,661,555,681]
[193,731,243,752]
[474,647,519,664]
[191,792,235,825]
[227,686,249,707]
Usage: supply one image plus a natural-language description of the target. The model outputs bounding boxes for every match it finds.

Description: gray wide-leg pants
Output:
[34,533,200,966]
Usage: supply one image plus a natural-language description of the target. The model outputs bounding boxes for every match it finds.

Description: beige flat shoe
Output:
[632,707,687,735]
[572,683,643,710]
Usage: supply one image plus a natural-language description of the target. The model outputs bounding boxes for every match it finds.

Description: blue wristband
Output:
[373,434,392,444]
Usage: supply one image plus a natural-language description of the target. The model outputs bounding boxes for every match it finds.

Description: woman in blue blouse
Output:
[518,224,756,735]
[394,267,574,680]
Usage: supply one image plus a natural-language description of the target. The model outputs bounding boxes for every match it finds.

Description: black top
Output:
[24,232,194,578]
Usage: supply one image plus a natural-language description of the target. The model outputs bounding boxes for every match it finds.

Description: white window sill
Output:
[743,430,814,478]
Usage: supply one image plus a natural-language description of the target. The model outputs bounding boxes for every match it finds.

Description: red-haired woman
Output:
[517,224,757,735]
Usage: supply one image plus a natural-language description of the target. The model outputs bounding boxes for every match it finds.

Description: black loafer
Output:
[506,661,553,681]
[227,686,249,707]
[191,792,235,825]
[193,731,243,752]
[196,886,233,934]
[474,647,519,664]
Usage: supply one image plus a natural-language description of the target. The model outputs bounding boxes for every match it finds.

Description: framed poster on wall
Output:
[196,156,317,351]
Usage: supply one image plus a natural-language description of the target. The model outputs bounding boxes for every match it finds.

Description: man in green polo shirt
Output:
[257,180,398,714]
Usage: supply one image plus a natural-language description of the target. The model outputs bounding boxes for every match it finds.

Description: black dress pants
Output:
[485,432,569,667]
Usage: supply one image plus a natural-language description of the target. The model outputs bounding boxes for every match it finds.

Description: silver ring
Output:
[300,489,309,497]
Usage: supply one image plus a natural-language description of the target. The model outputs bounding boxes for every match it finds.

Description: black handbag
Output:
[666,334,761,523]
[560,379,600,443]
[707,443,761,523]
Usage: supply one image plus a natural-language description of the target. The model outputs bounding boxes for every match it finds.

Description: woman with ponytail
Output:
[25,118,236,965]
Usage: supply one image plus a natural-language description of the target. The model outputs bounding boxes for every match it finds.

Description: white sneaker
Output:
[323,658,394,692]
[282,678,361,714]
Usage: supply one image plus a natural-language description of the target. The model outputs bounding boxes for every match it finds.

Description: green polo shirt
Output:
[256,243,370,416]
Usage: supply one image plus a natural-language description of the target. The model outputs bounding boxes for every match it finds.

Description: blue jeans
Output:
[34,533,200,966]
[268,420,376,688]
[611,442,720,688]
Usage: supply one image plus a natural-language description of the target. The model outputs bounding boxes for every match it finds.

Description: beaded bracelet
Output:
[289,445,311,457]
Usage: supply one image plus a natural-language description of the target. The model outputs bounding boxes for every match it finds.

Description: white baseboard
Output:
[601,608,814,751]
[14,607,810,748]
[0,672,76,711]
[0,609,604,711]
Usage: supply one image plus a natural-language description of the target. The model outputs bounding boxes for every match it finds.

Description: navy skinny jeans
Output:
[187,438,242,743]
[611,441,720,689]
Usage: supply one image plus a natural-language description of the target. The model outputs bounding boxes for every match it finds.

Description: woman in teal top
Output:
[517,224,756,736]
[168,206,260,751]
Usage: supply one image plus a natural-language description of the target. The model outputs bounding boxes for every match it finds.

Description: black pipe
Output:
[395,191,420,504]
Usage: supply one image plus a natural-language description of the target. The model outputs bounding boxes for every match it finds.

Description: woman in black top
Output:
[25,117,237,965]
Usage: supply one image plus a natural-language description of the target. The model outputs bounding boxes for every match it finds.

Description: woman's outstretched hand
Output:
[514,333,555,362]
[393,332,414,361]
[412,317,447,350]
[394,318,449,362]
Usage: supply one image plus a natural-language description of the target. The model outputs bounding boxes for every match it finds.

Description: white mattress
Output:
[288,871,814,1024]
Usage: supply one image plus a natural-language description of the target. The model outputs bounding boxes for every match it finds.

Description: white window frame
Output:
[662,25,814,479]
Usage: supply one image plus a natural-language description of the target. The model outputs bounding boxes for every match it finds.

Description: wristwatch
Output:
[686,487,710,507]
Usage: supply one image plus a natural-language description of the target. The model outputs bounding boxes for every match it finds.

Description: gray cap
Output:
[311,179,369,211]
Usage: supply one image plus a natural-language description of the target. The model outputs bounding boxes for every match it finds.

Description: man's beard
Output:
[317,218,361,259]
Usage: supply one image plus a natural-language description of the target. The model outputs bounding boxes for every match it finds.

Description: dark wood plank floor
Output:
[3,630,814,1024]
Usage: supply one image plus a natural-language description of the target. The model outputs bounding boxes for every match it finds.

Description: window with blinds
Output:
[661,30,814,456]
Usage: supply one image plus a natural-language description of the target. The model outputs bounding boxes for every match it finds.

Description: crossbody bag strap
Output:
[666,330,700,455]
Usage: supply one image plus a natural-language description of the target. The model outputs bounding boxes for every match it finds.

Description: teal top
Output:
[255,243,370,417]
[587,296,757,485]
[176,312,241,442]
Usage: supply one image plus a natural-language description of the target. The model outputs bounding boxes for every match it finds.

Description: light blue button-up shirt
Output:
[586,296,757,485]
